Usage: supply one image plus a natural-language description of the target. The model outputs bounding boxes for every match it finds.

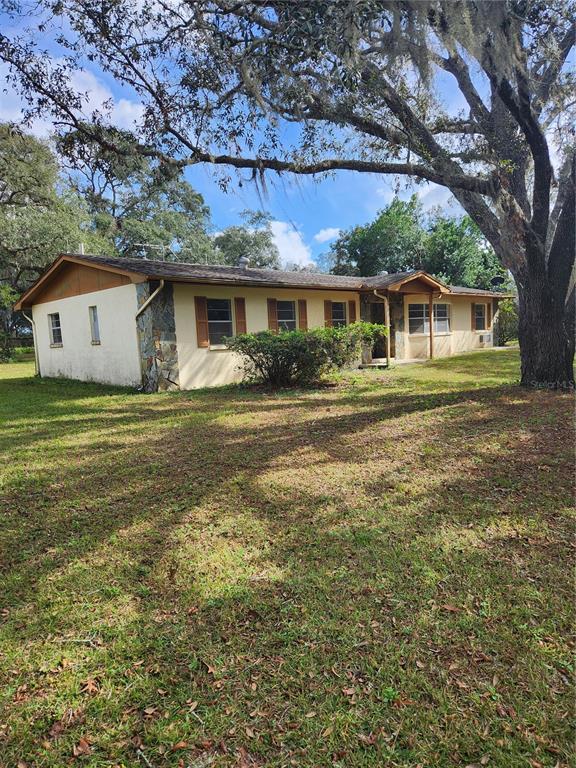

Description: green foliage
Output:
[0,123,58,208]
[0,124,112,294]
[493,299,519,345]
[60,130,216,262]
[226,322,387,387]
[213,210,280,269]
[425,215,506,289]
[330,195,505,288]
[329,196,506,289]
[0,284,18,360]
[331,196,426,277]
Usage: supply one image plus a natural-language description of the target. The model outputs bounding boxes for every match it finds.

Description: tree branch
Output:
[187,149,496,194]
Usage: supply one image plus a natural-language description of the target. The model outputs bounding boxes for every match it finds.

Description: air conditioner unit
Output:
[479,333,492,347]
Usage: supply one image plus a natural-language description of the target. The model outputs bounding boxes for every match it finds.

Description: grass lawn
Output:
[0,350,573,768]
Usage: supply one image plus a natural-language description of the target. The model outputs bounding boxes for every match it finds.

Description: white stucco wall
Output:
[174,283,360,389]
[397,293,495,360]
[32,283,142,387]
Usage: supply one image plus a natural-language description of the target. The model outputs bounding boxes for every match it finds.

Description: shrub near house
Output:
[226,322,387,387]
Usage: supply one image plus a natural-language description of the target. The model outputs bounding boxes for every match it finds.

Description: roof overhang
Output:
[377,270,451,293]
[14,254,147,310]
[15,254,509,310]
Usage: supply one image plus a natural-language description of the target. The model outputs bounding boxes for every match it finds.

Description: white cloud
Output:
[375,186,394,202]
[270,221,313,267]
[313,227,340,243]
[0,62,144,136]
[415,183,459,212]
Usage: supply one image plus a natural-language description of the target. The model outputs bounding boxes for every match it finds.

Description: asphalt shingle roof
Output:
[18,253,509,306]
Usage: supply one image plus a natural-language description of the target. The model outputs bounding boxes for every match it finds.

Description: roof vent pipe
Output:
[238,256,250,269]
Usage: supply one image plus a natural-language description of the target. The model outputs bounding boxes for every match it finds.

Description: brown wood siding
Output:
[32,262,131,305]
[324,300,332,327]
[234,297,247,334]
[194,296,210,347]
[348,300,357,323]
[298,299,308,330]
[267,298,278,332]
[396,277,437,294]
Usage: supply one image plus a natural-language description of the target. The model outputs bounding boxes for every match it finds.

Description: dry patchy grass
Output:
[0,350,574,768]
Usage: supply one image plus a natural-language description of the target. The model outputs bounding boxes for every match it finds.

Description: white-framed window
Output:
[408,303,429,334]
[331,301,347,328]
[89,306,100,344]
[409,303,451,334]
[434,303,450,333]
[277,300,296,331]
[207,298,233,345]
[474,303,486,330]
[48,312,62,346]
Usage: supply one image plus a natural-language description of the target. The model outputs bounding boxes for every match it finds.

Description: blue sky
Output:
[0,9,461,267]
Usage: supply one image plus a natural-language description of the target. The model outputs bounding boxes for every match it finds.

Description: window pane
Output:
[277,301,296,331]
[209,323,233,345]
[207,299,232,344]
[433,304,450,333]
[207,299,232,321]
[331,301,346,327]
[408,304,429,334]
[49,313,62,344]
[89,306,100,343]
[475,304,486,330]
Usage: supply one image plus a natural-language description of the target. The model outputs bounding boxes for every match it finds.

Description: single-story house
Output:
[15,253,506,391]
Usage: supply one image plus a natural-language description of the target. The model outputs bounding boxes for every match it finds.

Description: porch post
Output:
[428,292,434,359]
[384,294,391,367]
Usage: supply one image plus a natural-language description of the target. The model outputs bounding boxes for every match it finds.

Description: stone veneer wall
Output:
[136,281,180,392]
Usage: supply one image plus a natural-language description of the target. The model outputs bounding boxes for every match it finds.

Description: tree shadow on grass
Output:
[0,381,529,607]
[0,369,573,767]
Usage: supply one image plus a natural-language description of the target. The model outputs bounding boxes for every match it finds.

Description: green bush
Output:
[226,322,387,387]
[493,298,518,345]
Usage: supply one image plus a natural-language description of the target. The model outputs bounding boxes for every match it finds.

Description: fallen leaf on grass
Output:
[72,737,91,757]
[80,678,99,695]
[441,604,461,613]
[171,740,189,750]
[358,732,378,746]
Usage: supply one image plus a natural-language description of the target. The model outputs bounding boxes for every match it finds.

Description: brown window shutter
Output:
[324,300,333,327]
[487,302,492,328]
[267,298,278,332]
[471,302,476,330]
[348,300,357,324]
[195,296,209,348]
[234,297,247,334]
[298,299,308,330]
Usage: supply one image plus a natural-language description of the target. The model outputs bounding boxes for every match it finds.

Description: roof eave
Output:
[14,253,147,310]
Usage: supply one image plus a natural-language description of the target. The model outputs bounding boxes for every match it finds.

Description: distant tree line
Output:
[0,124,280,351]
[327,195,509,291]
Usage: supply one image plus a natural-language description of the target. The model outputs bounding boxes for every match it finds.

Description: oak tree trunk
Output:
[516,266,574,390]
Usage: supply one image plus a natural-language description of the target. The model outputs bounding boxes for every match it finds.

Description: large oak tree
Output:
[1,0,574,385]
